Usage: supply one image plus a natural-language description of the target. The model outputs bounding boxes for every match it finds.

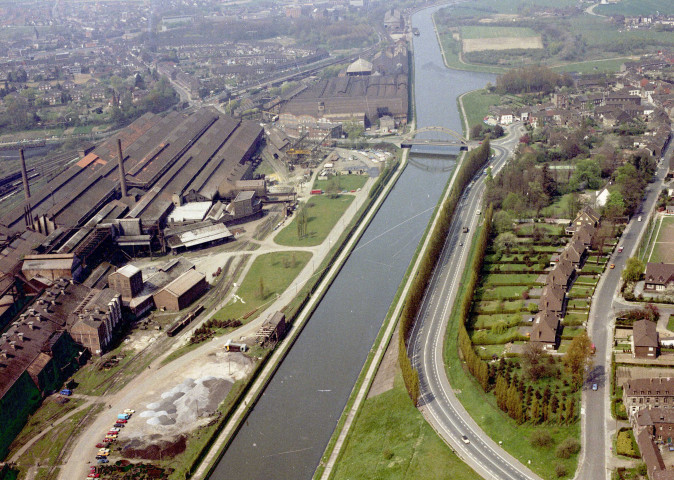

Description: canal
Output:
[209,5,495,479]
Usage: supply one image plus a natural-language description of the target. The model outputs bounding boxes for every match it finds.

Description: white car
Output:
[123,409,135,414]
[462,435,470,444]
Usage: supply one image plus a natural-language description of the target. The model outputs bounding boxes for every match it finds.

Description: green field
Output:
[313,174,367,193]
[461,89,502,132]
[214,251,312,322]
[275,194,356,247]
[331,372,480,480]
[596,0,674,16]
[570,15,674,48]
[461,26,539,39]
[551,58,633,74]
[645,216,674,263]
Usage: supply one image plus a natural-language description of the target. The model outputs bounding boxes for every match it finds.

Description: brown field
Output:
[462,36,543,52]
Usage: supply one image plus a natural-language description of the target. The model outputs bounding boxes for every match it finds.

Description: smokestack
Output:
[117,138,128,198]
[20,148,30,200]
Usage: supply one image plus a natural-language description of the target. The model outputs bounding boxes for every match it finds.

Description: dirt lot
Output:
[616,366,674,386]
[115,351,253,457]
[463,36,543,52]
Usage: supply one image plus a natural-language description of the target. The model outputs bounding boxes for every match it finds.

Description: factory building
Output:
[279,43,409,129]
[0,107,263,260]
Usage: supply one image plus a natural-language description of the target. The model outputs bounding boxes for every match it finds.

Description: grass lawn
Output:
[667,315,674,333]
[581,263,604,274]
[551,58,632,74]
[70,346,140,396]
[8,398,85,455]
[470,326,523,345]
[483,273,539,286]
[331,371,480,480]
[213,251,312,322]
[314,174,367,193]
[461,89,502,132]
[568,286,594,298]
[480,285,529,300]
[561,327,586,339]
[17,403,103,472]
[646,216,674,263]
[275,194,355,247]
[540,193,575,219]
[484,263,534,272]
[475,300,524,313]
[567,299,590,310]
[515,223,563,236]
[472,314,522,329]
[433,19,506,74]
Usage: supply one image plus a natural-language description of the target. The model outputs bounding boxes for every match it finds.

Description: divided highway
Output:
[408,124,543,480]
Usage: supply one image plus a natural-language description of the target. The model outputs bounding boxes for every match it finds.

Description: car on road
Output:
[462,435,470,444]
[610,264,615,269]
[459,242,463,246]
[592,383,598,391]
[618,246,623,253]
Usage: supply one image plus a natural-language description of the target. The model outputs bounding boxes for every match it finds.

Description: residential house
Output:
[632,319,660,359]
[547,258,575,291]
[530,310,560,350]
[538,283,565,315]
[644,263,674,291]
[566,206,600,234]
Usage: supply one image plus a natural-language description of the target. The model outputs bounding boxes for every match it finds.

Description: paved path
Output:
[8,399,97,464]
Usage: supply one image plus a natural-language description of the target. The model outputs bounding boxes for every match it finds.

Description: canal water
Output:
[209,6,494,479]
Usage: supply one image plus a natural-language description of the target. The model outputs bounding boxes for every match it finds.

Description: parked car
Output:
[88,474,100,478]
[610,264,615,269]
[113,423,124,428]
[95,455,107,460]
[59,389,72,396]
[116,419,127,424]
[618,246,623,253]
[123,409,135,414]
[592,383,598,391]
[95,443,105,448]
[97,459,109,464]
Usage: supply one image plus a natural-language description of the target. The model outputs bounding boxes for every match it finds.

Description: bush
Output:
[616,429,640,458]
[555,463,568,478]
[556,437,581,459]
[637,463,647,475]
[528,303,539,313]
[530,429,553,448]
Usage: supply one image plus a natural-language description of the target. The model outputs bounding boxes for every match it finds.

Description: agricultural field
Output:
[460,26,543,53]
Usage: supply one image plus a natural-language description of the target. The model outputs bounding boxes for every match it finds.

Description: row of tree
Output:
[398,139,492,405]
[495,66,573,95]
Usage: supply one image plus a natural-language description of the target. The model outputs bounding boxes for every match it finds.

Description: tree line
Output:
[398,139,491,405]
[495,65,572,95]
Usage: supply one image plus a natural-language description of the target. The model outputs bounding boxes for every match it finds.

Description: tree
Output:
[325,175,341,198]
[563,331,593,388]
[343,120,363,140]
[569,158,602,191]
[495,232,518,253]
[603,190,625,220]
[470,124,483,140]
[622,257,645,283]
[522,342,549,381]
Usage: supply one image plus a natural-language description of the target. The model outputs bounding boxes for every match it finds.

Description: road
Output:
[408,123,543,480]
[576,134,673,480]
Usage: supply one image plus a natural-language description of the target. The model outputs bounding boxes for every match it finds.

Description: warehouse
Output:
[153,269,208,311]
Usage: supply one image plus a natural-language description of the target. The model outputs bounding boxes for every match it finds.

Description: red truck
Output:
[310,189,323,195]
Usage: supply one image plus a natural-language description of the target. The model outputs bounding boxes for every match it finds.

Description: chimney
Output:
[20,148,30,200]
[117,138,128,198]
[17,332,24,341]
